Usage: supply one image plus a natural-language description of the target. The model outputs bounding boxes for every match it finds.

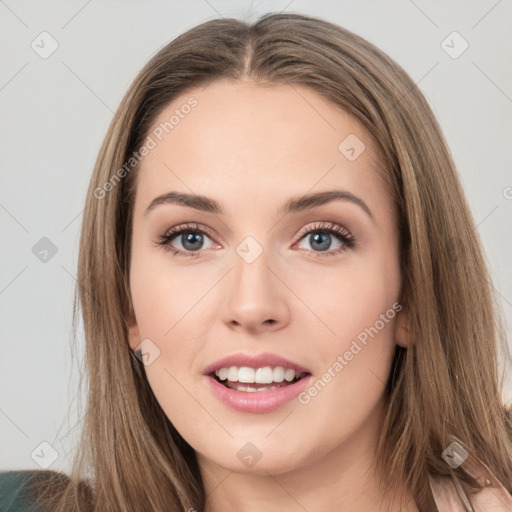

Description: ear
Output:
[394,304,412,348]
[126,312,142,351]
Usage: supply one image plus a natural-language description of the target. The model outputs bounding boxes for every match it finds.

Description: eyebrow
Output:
[144,190,373,220]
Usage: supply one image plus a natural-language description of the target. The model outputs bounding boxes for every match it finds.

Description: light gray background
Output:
[1,0,511,472]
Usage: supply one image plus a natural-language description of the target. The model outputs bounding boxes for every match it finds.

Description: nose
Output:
[221,246,291,334]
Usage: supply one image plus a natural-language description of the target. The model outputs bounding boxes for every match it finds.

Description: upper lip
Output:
[203,352,311,375]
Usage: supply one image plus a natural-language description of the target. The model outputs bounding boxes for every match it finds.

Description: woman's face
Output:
[127,80,408,477]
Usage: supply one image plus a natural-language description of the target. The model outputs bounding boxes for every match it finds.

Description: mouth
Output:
[203,352,312,413]
[210,366,310,392]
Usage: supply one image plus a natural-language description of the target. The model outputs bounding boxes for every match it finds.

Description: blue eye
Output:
[294,222,355,257]
[157,223,215,258]
[157,221,355,258]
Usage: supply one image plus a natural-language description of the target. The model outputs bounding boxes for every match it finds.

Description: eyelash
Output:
[156,221,355,258]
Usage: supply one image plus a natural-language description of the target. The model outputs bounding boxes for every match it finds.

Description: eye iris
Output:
[182,232,203,251]
[311,232,331,251]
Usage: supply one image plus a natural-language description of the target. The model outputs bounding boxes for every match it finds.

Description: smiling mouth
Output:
[210,366,310,392]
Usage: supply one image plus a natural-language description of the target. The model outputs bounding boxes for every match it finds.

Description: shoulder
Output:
[0,469,93,512]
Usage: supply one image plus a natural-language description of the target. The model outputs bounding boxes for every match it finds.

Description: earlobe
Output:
[126,313,141,351]
[394,307,412,348]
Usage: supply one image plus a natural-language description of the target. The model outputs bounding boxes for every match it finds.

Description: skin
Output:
[127,79,415,511]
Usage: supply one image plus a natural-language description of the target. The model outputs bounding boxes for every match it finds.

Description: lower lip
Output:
[205,374,312,413]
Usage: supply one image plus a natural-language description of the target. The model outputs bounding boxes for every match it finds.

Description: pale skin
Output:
[127,80,416,511]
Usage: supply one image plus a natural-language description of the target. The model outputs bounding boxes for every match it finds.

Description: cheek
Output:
[302,254,400,346]
[293,283,399,447]
[295,251,400,412]
[129,238,215,337]
[128,245,217,429]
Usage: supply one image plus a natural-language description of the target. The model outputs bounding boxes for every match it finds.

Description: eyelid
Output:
[163,222,216,239]
[294,221,352,240]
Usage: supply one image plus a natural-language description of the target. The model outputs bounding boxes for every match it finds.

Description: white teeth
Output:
[214,365,302,384]
[227,367,239,382]
[284,369,296,382]
[255,367,274,384]
[238,367,255,383]
[272,366,285,382]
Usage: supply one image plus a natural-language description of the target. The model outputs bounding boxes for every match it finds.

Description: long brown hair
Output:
[36,12,512,511]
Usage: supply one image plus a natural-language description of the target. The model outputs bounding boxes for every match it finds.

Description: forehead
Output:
[134,80,389,219]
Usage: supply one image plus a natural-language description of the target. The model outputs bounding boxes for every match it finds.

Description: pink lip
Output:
[203,352,312,414]
[203,352,311,375]
[205,373,313,413]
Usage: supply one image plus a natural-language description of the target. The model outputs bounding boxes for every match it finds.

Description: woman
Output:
[1,12,511,512]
